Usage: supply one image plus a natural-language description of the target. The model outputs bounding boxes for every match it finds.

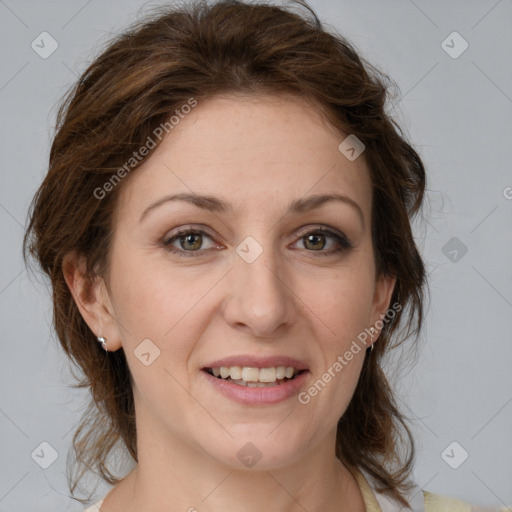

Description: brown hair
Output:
[23,0,426,506]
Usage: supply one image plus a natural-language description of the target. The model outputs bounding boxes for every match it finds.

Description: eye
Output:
[163,227,220,256]
[162,225,352,258]
[293,227,353,255]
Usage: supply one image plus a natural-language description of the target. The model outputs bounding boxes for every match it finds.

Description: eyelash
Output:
[163,226,353,258]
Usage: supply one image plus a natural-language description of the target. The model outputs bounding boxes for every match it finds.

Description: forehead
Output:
[115,93,372,223]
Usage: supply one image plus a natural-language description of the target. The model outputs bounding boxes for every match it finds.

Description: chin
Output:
[200,431,306,471]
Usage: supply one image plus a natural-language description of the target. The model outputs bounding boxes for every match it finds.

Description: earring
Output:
[368,327,377,353]
[97,336,108,351]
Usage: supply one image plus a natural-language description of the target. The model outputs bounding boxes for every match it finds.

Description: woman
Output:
[23,1,488,510]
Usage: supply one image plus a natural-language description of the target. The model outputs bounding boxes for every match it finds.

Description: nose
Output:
[222,239,297,338]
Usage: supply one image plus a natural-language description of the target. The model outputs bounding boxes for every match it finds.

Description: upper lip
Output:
[203,355,309,371]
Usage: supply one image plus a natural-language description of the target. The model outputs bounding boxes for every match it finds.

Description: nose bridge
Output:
[223,234,295,336]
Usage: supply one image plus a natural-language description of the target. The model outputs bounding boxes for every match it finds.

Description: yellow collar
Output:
[352,467,382,511]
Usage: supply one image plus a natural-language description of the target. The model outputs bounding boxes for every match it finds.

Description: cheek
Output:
[300,262,375,348]
[298,279,370,423]
[108,252,217,417]
[109,248,220,358]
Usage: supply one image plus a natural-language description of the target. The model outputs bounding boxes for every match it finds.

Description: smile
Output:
[205,366,304,386]
[201,367,309,405]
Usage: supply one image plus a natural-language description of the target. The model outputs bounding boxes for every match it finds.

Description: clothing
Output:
[85,503,102,512]
[354,468,471,512]
[85,467,507,511]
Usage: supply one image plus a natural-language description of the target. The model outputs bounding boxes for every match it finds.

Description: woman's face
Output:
[97,93,395,470]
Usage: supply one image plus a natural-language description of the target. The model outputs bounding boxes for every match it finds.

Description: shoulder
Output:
[424,491,473,511]
[354,465,497,512]
[425,492,512,512]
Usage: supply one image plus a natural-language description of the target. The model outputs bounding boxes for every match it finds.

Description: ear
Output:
[62,251,123,351]
[369,272,397,341]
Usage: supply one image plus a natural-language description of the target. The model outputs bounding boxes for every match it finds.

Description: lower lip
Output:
[201,370,309,405]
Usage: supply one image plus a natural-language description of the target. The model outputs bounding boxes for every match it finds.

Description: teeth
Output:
[241,367,261,382]
[230,366,242,380]
[258,367,276,382]
[208,366,301,383]
[276,366,286,379]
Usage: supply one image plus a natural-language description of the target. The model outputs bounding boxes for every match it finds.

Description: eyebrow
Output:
[139,192,364,226]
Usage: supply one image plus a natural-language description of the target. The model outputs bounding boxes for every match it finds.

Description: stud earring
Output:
[97,336,108,351]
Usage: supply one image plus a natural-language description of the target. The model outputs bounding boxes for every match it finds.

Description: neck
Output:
[130,452,364,512]
[105,399,366,512]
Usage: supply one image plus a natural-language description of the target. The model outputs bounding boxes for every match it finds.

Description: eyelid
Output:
[294,224,347,240]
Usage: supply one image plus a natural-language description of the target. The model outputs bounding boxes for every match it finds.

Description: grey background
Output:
[1,0,511,510]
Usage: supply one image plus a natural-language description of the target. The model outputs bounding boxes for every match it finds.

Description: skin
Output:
[64,93,395,511]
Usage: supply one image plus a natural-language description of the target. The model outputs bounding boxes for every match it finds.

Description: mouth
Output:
[202,366,307,388]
